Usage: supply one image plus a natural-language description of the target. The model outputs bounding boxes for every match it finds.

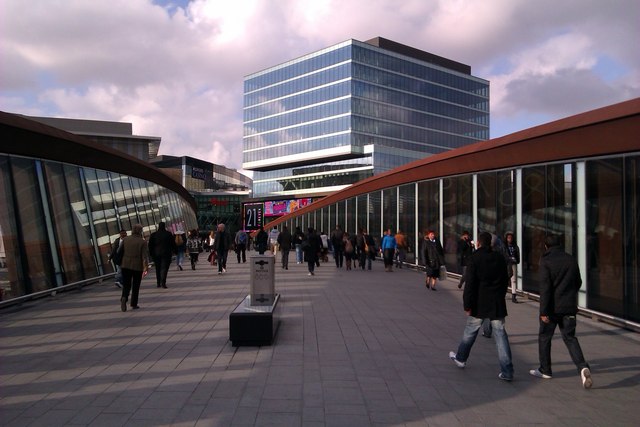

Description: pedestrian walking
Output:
[108,229,127,288]
[303,227,322,275]
[277,225,292,270]
[449,231,514,382]
[423,230,445,290]
[381,229,397,272]
[255,226,269,255]
[148,221,175,289]
[529,234,593,389]
[457,231,474,289]
[187,229,203,270]
[503,232,520,303]
[330,225,345,268]
[214,223,232,274]
[119,224,149,311]
[175,229,186,271]
[234,229,248,263]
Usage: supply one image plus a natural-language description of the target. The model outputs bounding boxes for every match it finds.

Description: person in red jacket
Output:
[529,234,593,389]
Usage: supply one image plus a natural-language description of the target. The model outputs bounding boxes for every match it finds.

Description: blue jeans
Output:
[114,264,123,283]
[456,316,514,378]
[295,244,303,263]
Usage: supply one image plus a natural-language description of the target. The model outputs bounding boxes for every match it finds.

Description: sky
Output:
[1,0,639,176]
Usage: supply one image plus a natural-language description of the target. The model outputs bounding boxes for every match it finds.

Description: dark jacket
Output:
[303,231,322,262]
[457,237,474,267]
[255,230,269,253]
[463,246,509,319]
[330,228,344,250]
[503,243,520,266]
[424,239,445,269]
[214,230,232,252]
[109,237,124,266]
[120,235,149,272]
[277,228,293,251]
[539,247,582,315]
[148,228,175,260]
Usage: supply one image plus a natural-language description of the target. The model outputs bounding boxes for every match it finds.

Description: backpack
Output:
[344,238,354,254]
[238,232,247,244]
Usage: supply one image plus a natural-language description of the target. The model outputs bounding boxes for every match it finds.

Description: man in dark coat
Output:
[330,224,345,268]
[213,223,232,274]
[277,225,293,270]
[148,222,175,288]
[529,234,592,389]
[303,227,322,276]
[255,226,269,255]
[449,231,514,381]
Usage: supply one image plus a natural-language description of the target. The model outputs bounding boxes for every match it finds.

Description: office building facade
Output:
[243,37,489,197]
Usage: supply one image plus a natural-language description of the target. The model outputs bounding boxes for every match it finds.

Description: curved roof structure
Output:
[0,111,196,211]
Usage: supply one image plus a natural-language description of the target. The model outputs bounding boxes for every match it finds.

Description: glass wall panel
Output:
[43,163,86,283]
[382,188,397,234]
[442,176,472,271]
[522,166,545,293]
[521,164,575,294]
[418,180,440,266]
[346,198,356,234]
[369,191,382,249]
[477,170,516,247]
[399,184,416,264]
[586,158,625,318]
[0,156,25,299]
[624,156,640,322]
[357,195,367,234]
[65,164,97,277]
[83,169,112,264]
[11,158,53,293]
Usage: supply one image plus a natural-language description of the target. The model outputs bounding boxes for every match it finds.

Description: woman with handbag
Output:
[423,230,445,291]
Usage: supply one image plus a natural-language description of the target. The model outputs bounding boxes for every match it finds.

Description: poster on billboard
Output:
[264,198,313,217]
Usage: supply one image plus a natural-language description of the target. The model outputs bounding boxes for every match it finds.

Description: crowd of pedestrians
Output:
[109,220,592,389]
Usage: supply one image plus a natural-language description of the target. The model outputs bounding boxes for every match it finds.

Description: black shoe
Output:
[482,333,492,338]
[131,305,140,310]
[120,297,127,312]
[162,284,167,289]
[157,285,161,288]
[178,265,183,271]
[512,295,518,303]
[431,287,437,291]
[457,283,463,289]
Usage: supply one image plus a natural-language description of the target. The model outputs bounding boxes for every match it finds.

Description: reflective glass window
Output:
[418,180,440,266]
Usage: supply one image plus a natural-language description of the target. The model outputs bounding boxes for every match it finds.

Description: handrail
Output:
[0,273,115,309]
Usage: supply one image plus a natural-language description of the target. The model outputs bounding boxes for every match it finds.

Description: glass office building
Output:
[243,37,489,197]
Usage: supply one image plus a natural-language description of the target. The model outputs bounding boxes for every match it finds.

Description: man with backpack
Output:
[235,229,248,263]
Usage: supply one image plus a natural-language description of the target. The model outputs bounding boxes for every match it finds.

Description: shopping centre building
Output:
[262,98,640,328]
[0,112,198,304]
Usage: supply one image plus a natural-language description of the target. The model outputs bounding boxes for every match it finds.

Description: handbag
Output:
[439,265,447,281]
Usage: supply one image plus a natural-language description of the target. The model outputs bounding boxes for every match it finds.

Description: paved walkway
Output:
[1,254,639,427]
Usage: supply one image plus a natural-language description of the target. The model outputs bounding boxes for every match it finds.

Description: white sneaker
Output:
[308,272,312,276]
[581,367,593,389]
[222,268,226,273]
[529,369,552,379]
[449,351,465,368]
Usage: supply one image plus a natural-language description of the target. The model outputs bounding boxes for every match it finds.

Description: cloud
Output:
[1,0,638,169]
